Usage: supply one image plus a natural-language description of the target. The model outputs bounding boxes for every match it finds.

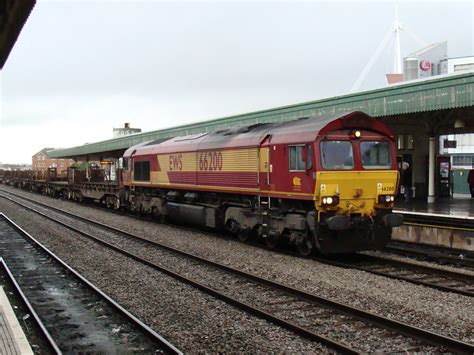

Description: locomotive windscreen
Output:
[360,141,392,169]
[320,141,354,170]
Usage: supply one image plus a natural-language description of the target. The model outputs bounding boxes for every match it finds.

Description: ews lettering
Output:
[169,154,183,171]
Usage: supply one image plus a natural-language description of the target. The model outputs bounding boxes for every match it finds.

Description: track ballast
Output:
[1,190,473,354]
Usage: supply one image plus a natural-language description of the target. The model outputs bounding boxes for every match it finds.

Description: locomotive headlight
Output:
[379,194,395,204]
[354,130,361,138]
[321,196,339,206]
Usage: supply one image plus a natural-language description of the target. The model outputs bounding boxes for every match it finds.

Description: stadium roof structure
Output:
[0,0,36,69]
[48,70,474,159]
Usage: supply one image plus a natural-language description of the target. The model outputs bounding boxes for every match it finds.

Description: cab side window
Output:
[289,146,305,171]
[122,157,129,170]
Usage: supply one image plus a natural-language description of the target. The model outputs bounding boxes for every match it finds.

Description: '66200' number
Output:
[199,151,223,171]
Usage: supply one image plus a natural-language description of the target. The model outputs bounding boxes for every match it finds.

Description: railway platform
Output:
[0,287,33,355]
[392,197,474,252]
[394,197,474,219]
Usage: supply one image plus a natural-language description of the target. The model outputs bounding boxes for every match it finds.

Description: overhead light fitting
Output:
[454,119,465,129]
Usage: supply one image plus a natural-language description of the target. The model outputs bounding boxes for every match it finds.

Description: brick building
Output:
[32,148,74,172]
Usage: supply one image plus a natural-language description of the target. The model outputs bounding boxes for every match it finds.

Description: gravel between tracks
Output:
[1,186,473,346]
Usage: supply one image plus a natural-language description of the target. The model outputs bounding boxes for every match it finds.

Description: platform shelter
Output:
[48,71,474,203]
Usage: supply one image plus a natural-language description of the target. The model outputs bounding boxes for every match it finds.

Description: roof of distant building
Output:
[33,148,56,158]
[406,41,447,57]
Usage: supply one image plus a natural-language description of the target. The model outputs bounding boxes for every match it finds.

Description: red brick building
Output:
[32,148,74,172]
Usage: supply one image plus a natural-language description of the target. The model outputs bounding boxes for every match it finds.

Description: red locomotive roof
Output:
[124,111,393,157]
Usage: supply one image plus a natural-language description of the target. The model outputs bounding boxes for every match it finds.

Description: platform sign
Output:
[443,140,457,149]
[100,160,114,165]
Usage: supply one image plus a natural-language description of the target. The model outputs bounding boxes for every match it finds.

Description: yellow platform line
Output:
[404,221,474,232]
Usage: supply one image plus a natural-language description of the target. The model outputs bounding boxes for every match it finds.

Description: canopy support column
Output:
[428,136,436,203]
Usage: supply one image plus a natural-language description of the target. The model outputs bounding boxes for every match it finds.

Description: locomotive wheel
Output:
[152,207,165,223]
[264,235,279,249]
[297,239,313,257]
[237,230,251,242]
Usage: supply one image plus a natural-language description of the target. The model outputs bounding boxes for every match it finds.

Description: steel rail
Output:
[1,192,473,354]
[0,257,62,354]
[385,242,474,269]
[0,211,182,355]
[314,254,474,297]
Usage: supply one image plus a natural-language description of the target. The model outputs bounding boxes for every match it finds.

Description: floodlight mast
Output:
[350,4,426,93]
[394,4,402,74]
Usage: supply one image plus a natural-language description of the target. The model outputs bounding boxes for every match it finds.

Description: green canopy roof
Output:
[48,71,474,158]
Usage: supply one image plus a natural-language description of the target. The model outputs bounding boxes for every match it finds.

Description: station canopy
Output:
[0,0,36,69]
[48,71,474,160]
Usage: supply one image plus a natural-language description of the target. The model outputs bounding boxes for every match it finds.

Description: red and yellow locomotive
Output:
[122,111,403,255]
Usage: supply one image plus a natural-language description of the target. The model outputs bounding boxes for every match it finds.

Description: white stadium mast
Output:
[350,4,426,93]
[394,4,402,74]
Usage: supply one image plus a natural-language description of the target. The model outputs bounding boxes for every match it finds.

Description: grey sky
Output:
[1,0,473,163]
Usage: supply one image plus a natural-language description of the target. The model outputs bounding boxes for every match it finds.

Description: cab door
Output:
[122,157,131,186]
[286,144,315,196]
[259,134,273,192]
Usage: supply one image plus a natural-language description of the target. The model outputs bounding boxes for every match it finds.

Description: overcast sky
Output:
[0,0,472,164]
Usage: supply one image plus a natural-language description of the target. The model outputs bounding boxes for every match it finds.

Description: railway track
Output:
[1,192,473,353]
[4,187,474,297]
[317,253,474,297]
[0,212,181,354]
[384,241,474,269]
[0,258,61,353]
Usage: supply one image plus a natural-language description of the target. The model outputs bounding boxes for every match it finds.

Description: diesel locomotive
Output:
[122,111,403,255]
[3,111,403,255]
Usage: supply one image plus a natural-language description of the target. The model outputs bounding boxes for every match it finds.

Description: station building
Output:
[113,123,142,138]
[32,148,74,173]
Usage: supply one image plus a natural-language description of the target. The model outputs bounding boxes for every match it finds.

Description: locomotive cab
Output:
[311,118,403,253]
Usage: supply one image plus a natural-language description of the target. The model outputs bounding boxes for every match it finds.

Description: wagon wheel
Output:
[296,238,313,257]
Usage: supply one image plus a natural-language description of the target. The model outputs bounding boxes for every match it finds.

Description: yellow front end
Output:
[311,170,401,253]
[315,170,399,218]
